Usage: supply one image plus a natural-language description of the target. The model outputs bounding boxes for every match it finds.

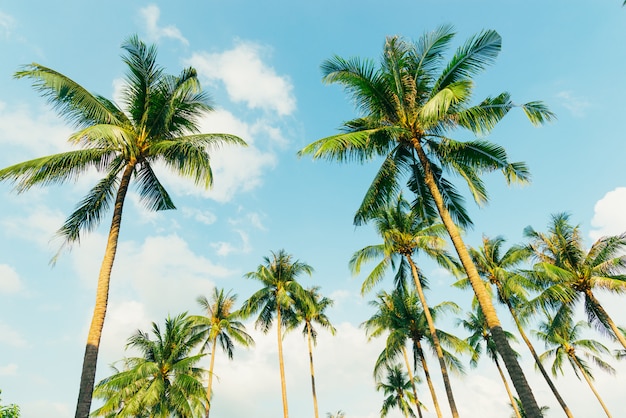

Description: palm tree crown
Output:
[91,313,207,418]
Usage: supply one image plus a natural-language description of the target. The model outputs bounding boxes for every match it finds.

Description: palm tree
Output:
[459,305,522,418]
[0,390,20,418]
[240,250,313,418]
[457,235,574,417]
[286,286,336,418]
[190,288,254,418]
[534,311,616,418]
[364,289,467,418]
[377,364,418,418]
[0,36,245,417]
[91,313,208,418]
[299,26,553,417]
[326,410,345,418]
[526,213,626,349]
[351,195,462,417]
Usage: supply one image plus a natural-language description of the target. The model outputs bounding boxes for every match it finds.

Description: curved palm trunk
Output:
[305,322,320,418]
[276,307,289,418]
[412,139,542,418]
[416,340,443,418]
[494,355,522,418]
[205,337,218,418]
[406,256,458,418]
[401,345,424,418]
[585,289,626,350]
[504,298,573,417]
[570,354,612,418]
[75,164,134,418]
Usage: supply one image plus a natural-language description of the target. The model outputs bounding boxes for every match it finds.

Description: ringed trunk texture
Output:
[277,307,289,418]
[494,355,522,418]
[585,289,626,350]
[205,337,218,418]
[505,299,573,417]
[306,323,320,418]
[406,256,458,418]
[75,164,134,418]
[571,354,612,418]
[401,346,424,418]
[412,139,543,418]
[416,340,443,418]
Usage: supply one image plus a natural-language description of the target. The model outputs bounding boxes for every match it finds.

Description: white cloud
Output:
[188,41,296,116]
[0,11,15,39]
[0,363,17,376]
[556,90,591,118]
[182,207,217,225]
[590,187,626,241]
[0,101,73,162]
[139,4,188,45]
[0,264,22,293]
[21,400,70,418]
[211,229,251,256]
[0,321,28,348]
[1,204,65,250]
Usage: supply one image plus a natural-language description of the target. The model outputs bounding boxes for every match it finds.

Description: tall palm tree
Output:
[534,311,616,418]
[240,250,313,418]
[91,313,208,418]
[459,305,522,418]
[364,289,467,418]
[286,286,336,418]
[0,36,245,417]
[351,195,462,417]
[190,288,254,418]
[526,213,626,349]
[299,26,553,417]
[377,364,418,418]
[457,235,574,417]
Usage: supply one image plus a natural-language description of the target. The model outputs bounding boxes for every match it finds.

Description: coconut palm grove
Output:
[1,2,626,418]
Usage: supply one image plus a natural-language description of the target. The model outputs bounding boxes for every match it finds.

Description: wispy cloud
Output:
[556,90,591,118]
[139,4,188,45]
[0,264,22,294]
[0,11,15,39]
[188,41,296,116]
[0,321,28,348]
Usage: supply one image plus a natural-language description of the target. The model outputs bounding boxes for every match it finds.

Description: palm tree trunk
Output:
[306,323,320,418]
[411,139,543,418]
[416,340,443,418]
[401,345,424,418]
[406,256,458,418]
[276,307,289,418]
[570,354,612,418]
[494,355,522,418]
[205,337,218,418]
[75,164,134,418]
[505,299,574,417]
[585,289,626,349]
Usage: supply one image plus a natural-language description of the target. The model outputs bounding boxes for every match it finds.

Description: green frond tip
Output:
[521,101,556,126]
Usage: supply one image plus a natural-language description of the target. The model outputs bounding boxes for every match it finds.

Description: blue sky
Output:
[1,1,626,417]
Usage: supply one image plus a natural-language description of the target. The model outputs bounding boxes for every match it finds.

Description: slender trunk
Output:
[401,345,423,418]
[585,289,626,350]
[570,353,612,418]
[411,139,542,418]
[306,322,319,418]
[406,256,459,418]
[75,164,134,418]
[416,340,443,418]
[205,337,218,418]
[494,355,522,418]
[277,307,289,418]
[505,298,574,417]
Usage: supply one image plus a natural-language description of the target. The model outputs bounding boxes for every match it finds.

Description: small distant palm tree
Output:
[286,286,336,418]
[459,305,522,418]
[526,213,626,349]
[240,250,313,418]
[534,310,616,418]
[0,36,245,417]
[190,288,254,418]
[326,411,345,418]
[377,364,417,418]
[91,313,207,418]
